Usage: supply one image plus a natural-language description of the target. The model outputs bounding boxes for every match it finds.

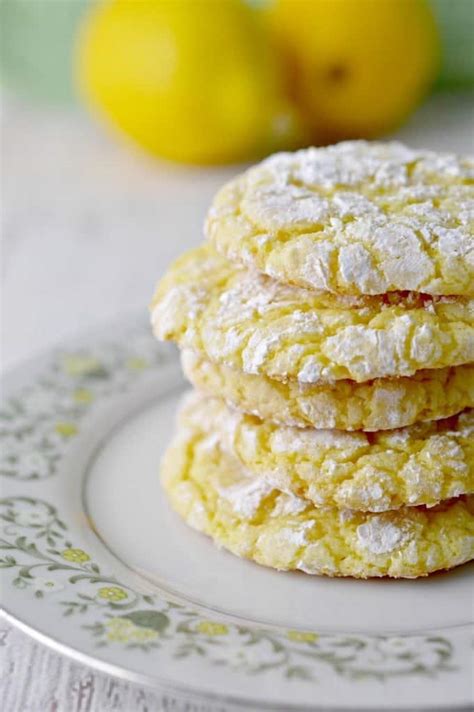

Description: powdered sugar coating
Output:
[182,350,474,431]
[206,141,474,296]
[217,476,274,519]
[161,422,474,578]
[356,518,411,555]
[151,244,474,384]
[179,392,474,512]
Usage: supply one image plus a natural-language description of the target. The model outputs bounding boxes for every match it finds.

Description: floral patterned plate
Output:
[1,316,472,711]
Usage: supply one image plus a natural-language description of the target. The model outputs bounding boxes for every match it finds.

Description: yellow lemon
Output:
[266,0,440,141]
[77,0,300,164]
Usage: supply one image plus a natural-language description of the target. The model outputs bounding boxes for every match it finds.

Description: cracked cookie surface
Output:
[161,422,474,578]
[182,350,474,431]
[151,244,474,384]
[206,141,474,296]
[179,392,474,512]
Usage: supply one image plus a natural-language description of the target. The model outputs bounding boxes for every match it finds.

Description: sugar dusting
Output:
[357,517,411,555]
[208,140,474,295]
[217,476,274,519]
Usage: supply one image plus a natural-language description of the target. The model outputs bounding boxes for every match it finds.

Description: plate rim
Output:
[1,314,473,710]
[3,610,472,712]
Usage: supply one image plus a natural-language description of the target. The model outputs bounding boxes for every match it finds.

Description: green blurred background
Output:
[1,0,473,106]
[1,0,473,167]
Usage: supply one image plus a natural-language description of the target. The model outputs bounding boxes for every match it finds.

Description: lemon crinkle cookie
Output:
[154,140,474,580]
[206,141,474,296]
[179,392,474,512]
[151,244,474,384]
[161,423,474,579]
[182,350,474,431]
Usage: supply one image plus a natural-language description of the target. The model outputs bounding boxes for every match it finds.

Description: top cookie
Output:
[206,141,474,296]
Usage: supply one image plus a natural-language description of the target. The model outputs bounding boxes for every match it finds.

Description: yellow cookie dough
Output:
[182,350,474,431]
[179,392,474,512]
[151,244,474,384]
[161,423,474,578]
[206,141,474,296]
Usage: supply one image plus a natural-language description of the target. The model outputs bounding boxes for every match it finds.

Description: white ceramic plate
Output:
[1,317,473,711]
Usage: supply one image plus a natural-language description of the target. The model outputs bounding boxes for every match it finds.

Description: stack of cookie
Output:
[151,141,474,578]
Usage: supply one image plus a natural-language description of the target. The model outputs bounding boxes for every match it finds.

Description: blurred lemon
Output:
[77,0,300,164]
[266,0,440,142]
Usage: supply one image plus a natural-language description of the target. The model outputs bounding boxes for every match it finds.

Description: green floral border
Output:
[0,324,463,682]
[0,325,174,480]
[0,495,457,680]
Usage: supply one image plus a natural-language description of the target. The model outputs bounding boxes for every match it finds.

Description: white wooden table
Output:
[1,92,473,711]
